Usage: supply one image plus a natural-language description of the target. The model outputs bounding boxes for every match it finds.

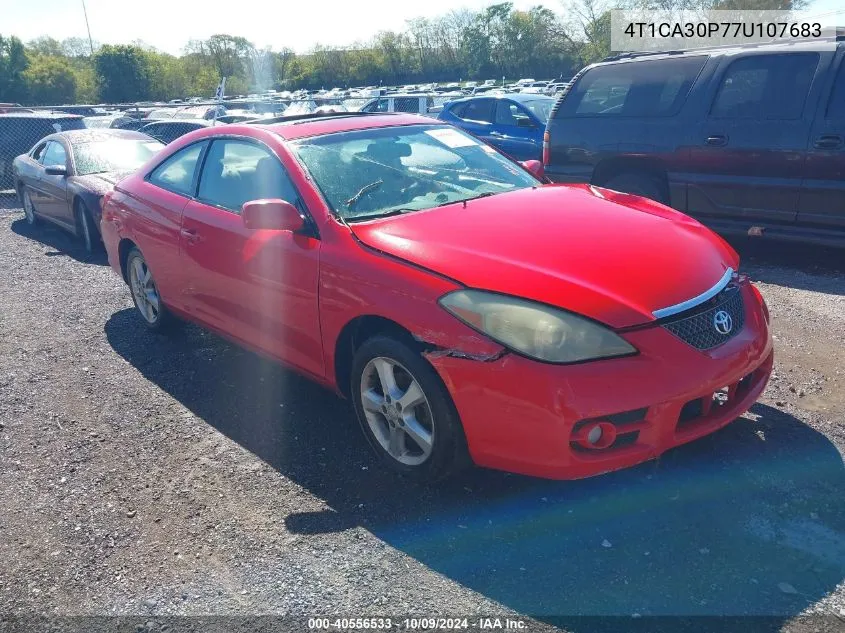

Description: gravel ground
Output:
[1,192,844,633]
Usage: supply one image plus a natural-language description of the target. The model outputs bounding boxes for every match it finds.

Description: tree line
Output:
[0,0,809,105]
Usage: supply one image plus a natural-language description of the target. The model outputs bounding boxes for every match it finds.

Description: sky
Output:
[4,0,541,55]
[4,0,844,55]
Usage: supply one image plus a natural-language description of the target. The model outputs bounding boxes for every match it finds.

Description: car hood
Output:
[72,170,133,195]
[349,184,739,328]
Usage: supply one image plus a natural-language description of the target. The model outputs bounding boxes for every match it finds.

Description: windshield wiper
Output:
[346,208,416,223]
[461,191,500,205]
[346,179,384,208]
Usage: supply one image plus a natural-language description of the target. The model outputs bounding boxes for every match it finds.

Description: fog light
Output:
[573,420,618,450]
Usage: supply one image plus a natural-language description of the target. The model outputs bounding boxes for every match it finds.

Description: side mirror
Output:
[45,165,67,176]
[521,159,544,180]
[516,118,535,128]
[242,199,304,231]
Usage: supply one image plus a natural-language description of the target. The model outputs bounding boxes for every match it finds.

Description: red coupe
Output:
[101,113,773,481]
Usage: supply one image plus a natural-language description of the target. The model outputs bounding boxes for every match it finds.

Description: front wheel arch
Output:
[334,315,423,399]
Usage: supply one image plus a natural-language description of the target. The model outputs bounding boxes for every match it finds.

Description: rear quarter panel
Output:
[103,174,189,307]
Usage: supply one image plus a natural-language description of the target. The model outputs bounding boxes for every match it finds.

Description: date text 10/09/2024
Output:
[623,21,822,39]
[307,618,528,630]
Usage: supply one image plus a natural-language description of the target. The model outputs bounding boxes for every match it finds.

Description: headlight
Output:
[439,289,637,363]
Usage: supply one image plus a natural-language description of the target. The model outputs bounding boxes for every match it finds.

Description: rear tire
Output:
[350,335,470,482]
[602,172,668,205]
[21,187,38,226]
[125,247,177,333]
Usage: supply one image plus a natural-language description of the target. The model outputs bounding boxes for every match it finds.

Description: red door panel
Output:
[180,200,323,377]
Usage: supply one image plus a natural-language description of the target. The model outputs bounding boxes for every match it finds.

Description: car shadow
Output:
[105,309,845,631]
[10,217,108,266]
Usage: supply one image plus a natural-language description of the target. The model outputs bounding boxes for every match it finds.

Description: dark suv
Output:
[0,112,86,191]
[544,38,845,246]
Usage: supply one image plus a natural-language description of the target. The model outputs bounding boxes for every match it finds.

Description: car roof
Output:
[448,93,554,105]
[56,129,158,144]
[141,119,212,127]
[0,112,84,120]
[257,113,438,140]
[600,36,843,64]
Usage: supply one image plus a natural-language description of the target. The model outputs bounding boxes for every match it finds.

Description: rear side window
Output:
[556,56,707,118]
[32,143,48,162]
[459,99,495,123]
[825,58,845,119]
[448,102,468,118]
[710,53,818,120]
[148,142,206,196]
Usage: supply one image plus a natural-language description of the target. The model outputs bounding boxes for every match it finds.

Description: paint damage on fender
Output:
[412,329,508,362]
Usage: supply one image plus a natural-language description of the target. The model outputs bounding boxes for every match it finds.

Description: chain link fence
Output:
[0,94,470,192]
[0,82,570,192]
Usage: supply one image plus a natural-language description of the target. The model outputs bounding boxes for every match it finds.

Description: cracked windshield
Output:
[292,125,539,221]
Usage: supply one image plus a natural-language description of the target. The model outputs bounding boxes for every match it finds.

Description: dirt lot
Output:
[1,192,844,633]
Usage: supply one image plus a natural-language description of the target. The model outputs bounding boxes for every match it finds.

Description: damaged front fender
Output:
[412,329,507,362]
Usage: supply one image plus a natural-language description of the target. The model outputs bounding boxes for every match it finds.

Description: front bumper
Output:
[427,282,773,480]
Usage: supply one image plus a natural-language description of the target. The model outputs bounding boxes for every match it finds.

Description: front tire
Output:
[76,200,99,254]
[125,247,176,332]
[350,335,470,482]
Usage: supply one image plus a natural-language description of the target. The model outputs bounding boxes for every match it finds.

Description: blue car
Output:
[437,93,555,161]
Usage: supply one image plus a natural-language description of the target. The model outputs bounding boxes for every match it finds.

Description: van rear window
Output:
[555,56,707,119]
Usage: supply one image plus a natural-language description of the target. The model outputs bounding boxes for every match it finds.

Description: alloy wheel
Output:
[22,191,36,224]
[128,256,161,325]
[360,357,435,466]
[79,208,92,252]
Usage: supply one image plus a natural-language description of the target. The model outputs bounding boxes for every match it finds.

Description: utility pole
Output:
[81,0,95,55]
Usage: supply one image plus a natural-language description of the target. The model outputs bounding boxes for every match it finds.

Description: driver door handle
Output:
[814,134,843,150]
[705,135,728,147]
[180,228,202,245]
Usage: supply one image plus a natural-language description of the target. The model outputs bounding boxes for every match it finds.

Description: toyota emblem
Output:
[713,310,733,335]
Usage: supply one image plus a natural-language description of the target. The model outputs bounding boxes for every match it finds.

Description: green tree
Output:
[27,36,64,57]
[0,35,29,103]
[23,55,77,104]
[94,45,151,102]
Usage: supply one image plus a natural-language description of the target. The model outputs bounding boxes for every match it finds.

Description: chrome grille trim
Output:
[652,267,735,320]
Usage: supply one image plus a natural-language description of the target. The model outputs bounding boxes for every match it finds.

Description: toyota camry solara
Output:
[101,113,773,481]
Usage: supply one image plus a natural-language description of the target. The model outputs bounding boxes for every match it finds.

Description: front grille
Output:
[662,285,745,350]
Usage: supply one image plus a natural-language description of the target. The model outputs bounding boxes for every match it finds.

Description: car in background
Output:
[0,103,33,114]
[544,38,845,247]
[359,95,435,116]
[216,110,272,124]
[437,93,555,161]
[84,114,122,129]
[110,116,150,132]
[12,129,163,252]
[138,119,213,145]
[100,112,772,481]
[0,112,86,191]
